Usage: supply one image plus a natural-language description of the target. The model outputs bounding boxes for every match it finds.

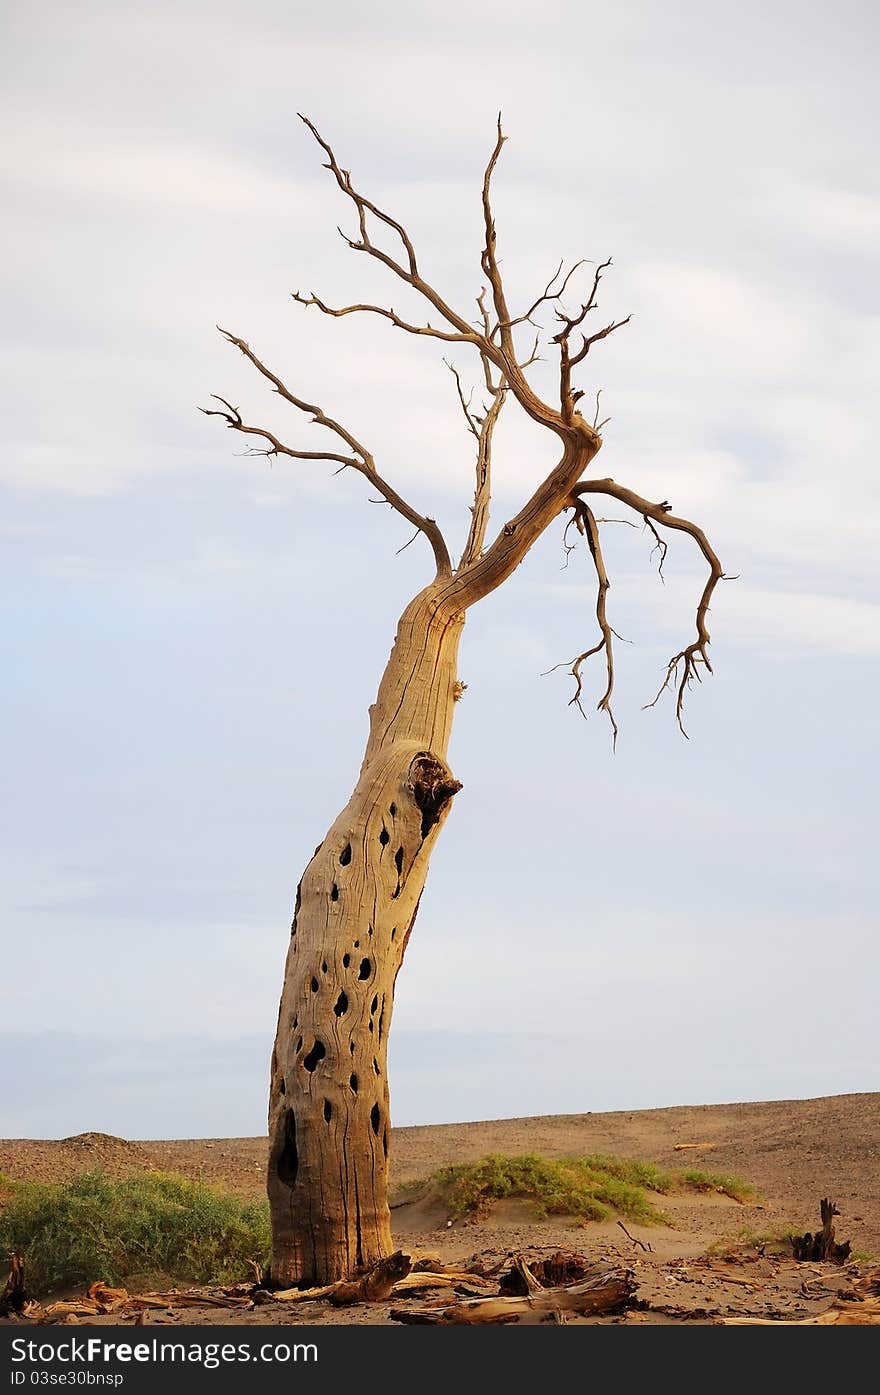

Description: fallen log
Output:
[391,1268,637,1324]
[329,1251,412,1306]
[272,1283,337,1302]
[390,1271,494,1295]
[673,1143,716,1152]
[721,1298,880,1326]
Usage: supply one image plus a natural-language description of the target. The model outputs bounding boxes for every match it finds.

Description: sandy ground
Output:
[2,1092,878,1325]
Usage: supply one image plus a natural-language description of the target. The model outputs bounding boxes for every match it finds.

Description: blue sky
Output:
[2,0,878,1137]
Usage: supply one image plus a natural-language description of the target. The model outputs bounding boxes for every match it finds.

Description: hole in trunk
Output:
[276,1108,298,1187]
[391,927,397,941]
[358,958,371,980]
[333,991,348,1017]
[310,977,319,993]
[342,953,351,968]
[354,939,360,948]
[379,827,390,846]
[370,1103,381,1135]
[323,1099,332,1123]
[410,754,463,837]
[279,1078,285,1095]
[322,961,328,974]
[394,846,404,876]
[370,994,379,1015]
[302,1040,326,1072]
[339,843,352,866]
[383,1128,389,1159]
[389,802,397,817]
[330,882,339,902]
[349,1073,359,1094]
[373,1058,380,1076]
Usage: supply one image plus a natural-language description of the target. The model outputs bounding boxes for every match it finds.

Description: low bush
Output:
[0,1171,270,1294]
[395,1152,758,1224]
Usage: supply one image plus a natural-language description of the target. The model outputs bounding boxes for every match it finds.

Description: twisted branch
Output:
[546,500,619,744]
[572,478,728,736]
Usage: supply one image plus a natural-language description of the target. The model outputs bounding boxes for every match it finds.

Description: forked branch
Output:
[548,499,620,744]
[552,260,631,422]
[201,329,451,577]
[572,479,728,736]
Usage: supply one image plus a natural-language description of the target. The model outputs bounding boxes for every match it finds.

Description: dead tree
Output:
[203,116,728,1287]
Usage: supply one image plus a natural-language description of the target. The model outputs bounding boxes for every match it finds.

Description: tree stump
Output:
[792,1199,852,1263]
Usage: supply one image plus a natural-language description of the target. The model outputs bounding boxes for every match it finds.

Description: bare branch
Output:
[573,478,728,735]
[444,360,480,440]
[293,291,476,345]
[642,515,668,579]
[204,330,452,576]
[549,260,631,419]
[480,115,514,357]
[548,501,619,745]
[298,115,483,349]
[552,258,612,342]
[507,259,588,332]
[568,314,632,370]
[460,381,506,567]
[298,114,420,278]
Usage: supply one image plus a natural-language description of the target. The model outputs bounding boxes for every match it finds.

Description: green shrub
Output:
[0,1171,270,1294]
[677,1169,757,1203]
[395,1152,758,1225]
[400,1152,668,1225]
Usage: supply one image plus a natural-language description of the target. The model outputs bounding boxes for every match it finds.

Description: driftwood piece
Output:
[498,1255,545,1297]
[329,1250,412,1306]
[722,1299,880,1326]
[272,1283,337,1303]
[673,1142,715,1152]
[391,1271,494,1294]
[617,1222,653,1254]
[500,1250,593,1295]
[792,1199,852,1264]
[392,1268,637,1325]
[0,1254,27,1317]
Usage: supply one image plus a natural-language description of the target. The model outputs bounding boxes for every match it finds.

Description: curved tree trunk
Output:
[210,119,723,1293]
[267,583,466,1286]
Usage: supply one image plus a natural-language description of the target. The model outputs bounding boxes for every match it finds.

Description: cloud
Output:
[2,0,878,1136]
[778,183,880,251]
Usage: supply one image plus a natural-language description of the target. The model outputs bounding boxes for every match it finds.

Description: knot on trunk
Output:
[408,753,462,837]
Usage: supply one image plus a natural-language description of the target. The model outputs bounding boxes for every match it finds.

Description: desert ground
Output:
[2,1092,878,1325]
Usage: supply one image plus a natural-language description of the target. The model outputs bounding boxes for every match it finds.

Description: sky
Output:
[2,0,878,1138]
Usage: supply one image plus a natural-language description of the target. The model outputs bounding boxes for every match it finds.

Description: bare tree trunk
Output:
[267,583,465,1286]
